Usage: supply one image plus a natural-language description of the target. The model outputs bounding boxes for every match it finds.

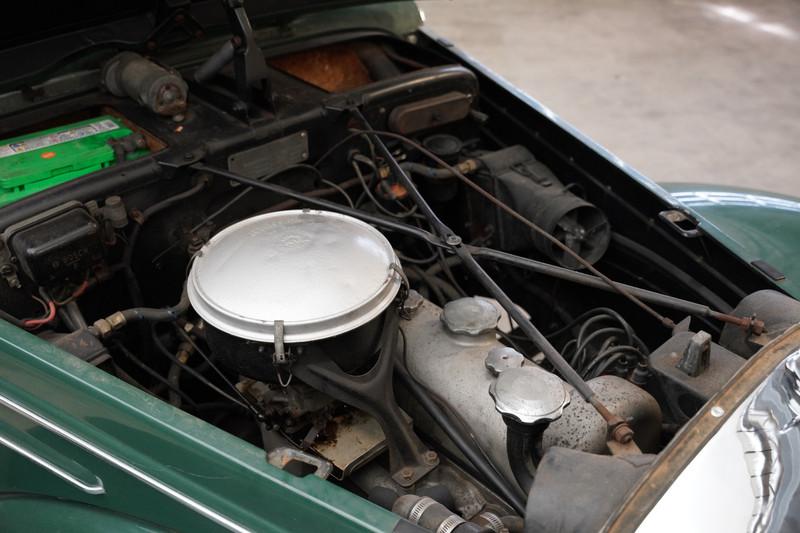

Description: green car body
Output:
[662,184,800,298]
[1,2,798,532]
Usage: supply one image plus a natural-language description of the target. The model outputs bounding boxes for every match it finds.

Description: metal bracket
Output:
[272,320,292,388]
[192,0,271,119]
[267,447,332,479]
[293,310,438,486]
[677,330,712,377]
[0,243,20,289]
[659,210,701,238]
[144,3,205,52]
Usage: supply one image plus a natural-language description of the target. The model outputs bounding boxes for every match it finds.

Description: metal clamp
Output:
[437,514,466,533]
[408,496,437,524]
[267,447,332,479]
[272,320,293,387]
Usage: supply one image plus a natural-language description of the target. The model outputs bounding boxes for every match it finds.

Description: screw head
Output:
[445,235,462,246]
[424,451,438,464]
[400,467,414,480]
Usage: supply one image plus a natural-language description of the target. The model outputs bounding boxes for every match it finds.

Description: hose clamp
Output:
[437,514,466,533]
[408,496,437,524]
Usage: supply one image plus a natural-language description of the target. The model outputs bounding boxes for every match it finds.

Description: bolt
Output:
[445,235,462,246]
[424,451,438,464]
[400,467,414,480]
[612,424,634,444]
[183,152,194,161]
[401,289,424,316]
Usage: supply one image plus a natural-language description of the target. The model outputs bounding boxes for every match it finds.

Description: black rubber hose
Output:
[189,163,445,248]
[167,362,183,407]
[505,423,544,495]
[395,364,526,515]
[114,342,198,409]
[194,40,235,83]
[354,42,401,80]
[610,232,733,313]
[469,246,715,320]
[0,309,24,328]
[400,162,456,180]
[123,179,207,307]
[118,284,190,324]
[150,330,250,410]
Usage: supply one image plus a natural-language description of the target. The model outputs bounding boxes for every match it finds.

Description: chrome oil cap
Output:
[187,209,401,343]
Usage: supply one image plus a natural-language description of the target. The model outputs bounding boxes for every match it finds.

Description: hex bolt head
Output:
[400,467,414,480]
[424,450,438,464]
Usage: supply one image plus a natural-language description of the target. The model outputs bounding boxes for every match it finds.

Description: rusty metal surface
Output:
[311,409,387,480]
[268,44,372,92]
[650,331,745,404]
[387,91,473,134]
[604,325,800,532]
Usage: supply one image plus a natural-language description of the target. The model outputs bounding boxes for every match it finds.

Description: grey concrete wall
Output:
[420,0,799,197]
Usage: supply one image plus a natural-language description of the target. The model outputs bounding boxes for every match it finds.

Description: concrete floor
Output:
[419,1,800,197]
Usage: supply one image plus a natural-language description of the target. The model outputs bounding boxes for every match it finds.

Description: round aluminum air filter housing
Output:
[188,209,402,344]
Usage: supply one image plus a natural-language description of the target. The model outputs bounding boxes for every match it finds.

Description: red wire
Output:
[54,279,89,305]
[23,301,57,328]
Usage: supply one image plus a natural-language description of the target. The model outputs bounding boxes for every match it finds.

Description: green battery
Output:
[0,115,148,207]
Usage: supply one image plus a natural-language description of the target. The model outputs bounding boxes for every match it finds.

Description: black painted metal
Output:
[293,310,438,487]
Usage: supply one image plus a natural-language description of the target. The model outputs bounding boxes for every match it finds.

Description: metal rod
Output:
[468,246,712,317]
[188,163,444,248]
[351,110,599,404]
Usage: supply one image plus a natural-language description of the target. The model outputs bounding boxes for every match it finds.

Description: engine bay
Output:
[1,18,797,532]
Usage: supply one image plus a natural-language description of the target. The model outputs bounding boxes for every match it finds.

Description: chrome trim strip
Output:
[0,433,105,494]
[0,393,250,533]
[737,348,800,533]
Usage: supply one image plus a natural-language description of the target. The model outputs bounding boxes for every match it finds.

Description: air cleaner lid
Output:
[187,209,401,343]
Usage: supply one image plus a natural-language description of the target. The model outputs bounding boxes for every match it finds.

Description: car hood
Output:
[663,183,800,299]
[2,0,404,50]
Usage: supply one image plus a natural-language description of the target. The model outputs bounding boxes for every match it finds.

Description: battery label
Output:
[0,119,120,159]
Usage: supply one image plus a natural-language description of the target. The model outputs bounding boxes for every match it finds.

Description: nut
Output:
[92,319,113,338]
[612,424,634,444]
[107,311,127,331]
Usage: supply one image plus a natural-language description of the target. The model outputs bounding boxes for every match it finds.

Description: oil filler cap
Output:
[489,366,570,425]
[441,297,500,336]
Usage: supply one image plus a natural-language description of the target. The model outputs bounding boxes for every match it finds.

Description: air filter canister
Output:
[187,209,402,379]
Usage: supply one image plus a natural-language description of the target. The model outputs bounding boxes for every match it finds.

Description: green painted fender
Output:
[0,495,169,532]
[663,183,800,298]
